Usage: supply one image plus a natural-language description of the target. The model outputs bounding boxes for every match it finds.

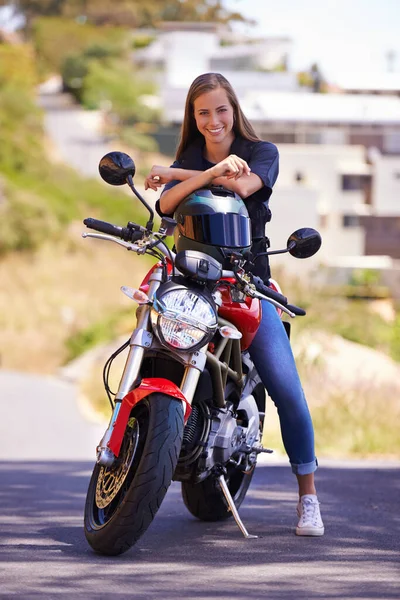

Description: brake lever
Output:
[244,286,296,318]
[82,232,141,251]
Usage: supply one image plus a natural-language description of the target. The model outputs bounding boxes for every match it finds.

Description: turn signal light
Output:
[219,325,242,339]
[121,286,149,304]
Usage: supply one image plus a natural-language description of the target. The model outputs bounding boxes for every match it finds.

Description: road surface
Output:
[0,368,398,599]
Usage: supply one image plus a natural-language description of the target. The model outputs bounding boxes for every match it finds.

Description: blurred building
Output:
[135,23,400,294]
[333,72,400,97]
[134,22,297,125]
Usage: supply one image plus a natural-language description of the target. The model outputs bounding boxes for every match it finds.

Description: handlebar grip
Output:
[84,218,124,238]
[252,276,288,305]
[287,304,306,316]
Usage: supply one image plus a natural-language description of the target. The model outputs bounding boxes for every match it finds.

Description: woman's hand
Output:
[144,165,175,191]
[210,154,251,180]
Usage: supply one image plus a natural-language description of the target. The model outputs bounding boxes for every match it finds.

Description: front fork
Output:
[96,267,205,467]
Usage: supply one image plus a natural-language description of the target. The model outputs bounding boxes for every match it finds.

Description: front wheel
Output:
[84,393,184,556]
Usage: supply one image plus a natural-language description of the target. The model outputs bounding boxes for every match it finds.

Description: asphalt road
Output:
[0,372,399,599]
[1,457,399,599]
[0,371,106,461]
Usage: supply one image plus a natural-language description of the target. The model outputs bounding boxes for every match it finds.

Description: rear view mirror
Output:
[99,152,135,186]
[287,228,322,259]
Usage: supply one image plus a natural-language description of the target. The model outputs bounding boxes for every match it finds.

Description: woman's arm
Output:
[159,154,254,214]
[144,166,204,191]
[211,173,263,199]
[146,154,260,214]
[158,168,216,214]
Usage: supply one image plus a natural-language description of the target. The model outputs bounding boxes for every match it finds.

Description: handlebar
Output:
[83,218,143,242]
[251,275,288,306]
[251,275,306,316]
[82,221,306,316]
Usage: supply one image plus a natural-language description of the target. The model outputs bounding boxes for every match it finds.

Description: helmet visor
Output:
[178,213,251,248]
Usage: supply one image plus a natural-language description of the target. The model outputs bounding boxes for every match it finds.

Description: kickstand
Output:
[218,475,258,539]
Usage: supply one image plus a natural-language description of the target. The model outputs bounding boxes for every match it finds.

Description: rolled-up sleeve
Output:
[249,142,279,191]
[155,160,182,217]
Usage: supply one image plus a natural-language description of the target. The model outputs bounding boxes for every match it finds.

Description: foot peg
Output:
[253,444,273,454]
[218,475,258,539]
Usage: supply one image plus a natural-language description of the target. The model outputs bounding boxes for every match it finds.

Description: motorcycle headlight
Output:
[150,288,217,351]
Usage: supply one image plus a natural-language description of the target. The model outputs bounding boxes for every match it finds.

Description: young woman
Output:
[144,72,324,536]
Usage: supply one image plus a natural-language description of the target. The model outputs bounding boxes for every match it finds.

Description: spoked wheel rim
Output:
[90,404,149,528]
[95,418,140,509]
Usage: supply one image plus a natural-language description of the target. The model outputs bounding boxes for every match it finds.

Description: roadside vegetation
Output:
[0,42,144,255]
[1,3,399,458]
[278,270,400,363]
[34,17,160,152]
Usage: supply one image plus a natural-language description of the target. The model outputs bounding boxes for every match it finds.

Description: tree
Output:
[1,0,250,29]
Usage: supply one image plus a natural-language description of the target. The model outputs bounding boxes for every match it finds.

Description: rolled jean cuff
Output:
[291,458,318,475]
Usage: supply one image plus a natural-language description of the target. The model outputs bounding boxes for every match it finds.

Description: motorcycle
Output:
[82,151,321,556]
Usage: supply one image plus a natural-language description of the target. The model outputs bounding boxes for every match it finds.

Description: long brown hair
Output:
[176,72,260,160]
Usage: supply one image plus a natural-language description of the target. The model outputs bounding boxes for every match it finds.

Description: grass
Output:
[0,236,151,373]
[65,306,136,362]
[262,358,400,460]
[275,267,400,363]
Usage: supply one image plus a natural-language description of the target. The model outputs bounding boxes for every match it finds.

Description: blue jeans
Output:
[248,300,317,475]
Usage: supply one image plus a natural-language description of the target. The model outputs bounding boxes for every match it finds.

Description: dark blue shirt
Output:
[156,135,279,280]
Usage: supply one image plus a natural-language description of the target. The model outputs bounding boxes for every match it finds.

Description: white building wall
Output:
[267,187,319,249]
[161,31,219,88]
[318,223,365,258]
[266,187,323,275]
[271,144,367,259]
[371,153,400,215]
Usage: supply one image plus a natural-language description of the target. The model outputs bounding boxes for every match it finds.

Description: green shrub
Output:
[81,59,158,122]
[119,127,159,152]
[32,17,129,76]
[280,272,398,359]
[0,44,38,90]
[132,34,156,49]
[65,307,134,361]
[0,45,43,171]
[0,42,145,254]
[61,41,128,99]
[62,54,89,97]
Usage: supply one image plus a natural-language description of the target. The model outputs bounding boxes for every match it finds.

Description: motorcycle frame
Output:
[96,266,248,466]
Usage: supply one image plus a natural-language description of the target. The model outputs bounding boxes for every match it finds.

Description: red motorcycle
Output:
[82,151,321,556]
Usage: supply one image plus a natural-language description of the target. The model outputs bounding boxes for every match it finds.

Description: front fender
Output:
[108,378,191,457]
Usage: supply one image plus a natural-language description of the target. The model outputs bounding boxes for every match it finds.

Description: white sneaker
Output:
[296,494,324,536]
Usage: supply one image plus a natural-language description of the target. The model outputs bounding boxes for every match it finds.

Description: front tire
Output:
[84,393,184,556]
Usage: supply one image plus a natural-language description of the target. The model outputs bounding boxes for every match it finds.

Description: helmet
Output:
[174,187,251,267]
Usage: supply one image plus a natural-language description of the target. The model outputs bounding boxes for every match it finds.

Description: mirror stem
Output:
[126,175,154,231]
[253,248,289,261]
[265,242,296,257]
[266,248,290,256]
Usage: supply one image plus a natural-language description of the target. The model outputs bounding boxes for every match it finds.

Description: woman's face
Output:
[193,87,235,147]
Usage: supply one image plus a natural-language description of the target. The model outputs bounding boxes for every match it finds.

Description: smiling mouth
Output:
[207,127,224,135]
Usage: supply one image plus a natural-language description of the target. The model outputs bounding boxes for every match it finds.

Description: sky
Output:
[225,0,400,81]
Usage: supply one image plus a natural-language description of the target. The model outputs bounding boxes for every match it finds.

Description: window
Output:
[342,174,371,191]
[343,215,360,227]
